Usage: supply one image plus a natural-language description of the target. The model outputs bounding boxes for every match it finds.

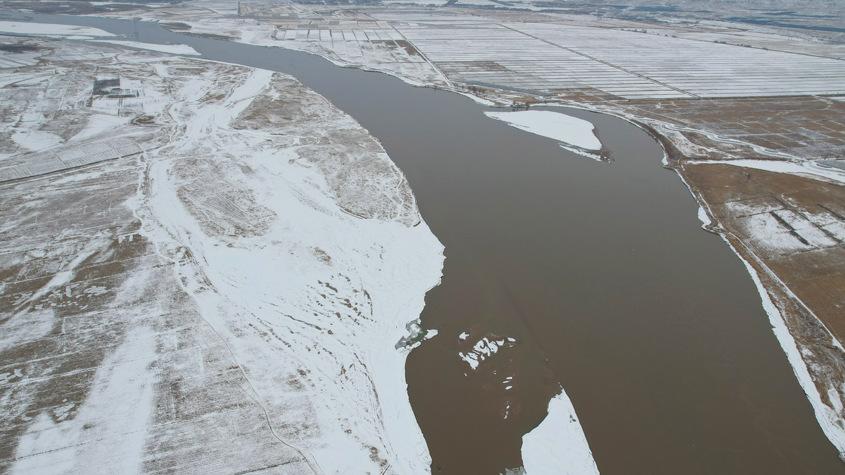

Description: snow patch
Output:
[12,128,62,153]
[70,114,131,142]
[726,201,841,253]
[0,309,54,353]
[27,239,103,304]
[697,206,711,227]
[10,326,157,474]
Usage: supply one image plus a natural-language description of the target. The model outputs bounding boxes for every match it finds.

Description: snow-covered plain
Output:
[0,37,443,473]
[485,110,602,158]
[140,65,444,473]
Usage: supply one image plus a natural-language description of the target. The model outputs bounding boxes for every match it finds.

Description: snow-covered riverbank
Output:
[0,37,443,473]
[139,63,445,473]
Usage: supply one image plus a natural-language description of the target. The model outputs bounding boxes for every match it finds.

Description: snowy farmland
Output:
[125,2,845,100]
[0,138,142,182]
[269,17,447,87]
[393,19,845,99]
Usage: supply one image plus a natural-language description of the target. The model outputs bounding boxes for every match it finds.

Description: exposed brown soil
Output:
[622,96,845,160]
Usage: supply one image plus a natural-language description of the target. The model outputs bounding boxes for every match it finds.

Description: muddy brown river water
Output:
[22,13,845,474]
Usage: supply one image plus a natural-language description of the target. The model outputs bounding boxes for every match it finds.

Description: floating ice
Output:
[90,40,200,56]
[459,336,517,370]
[485,110,602,151]
[521,390,599,475]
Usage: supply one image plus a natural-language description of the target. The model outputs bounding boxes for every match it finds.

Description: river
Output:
[20,13,845,474]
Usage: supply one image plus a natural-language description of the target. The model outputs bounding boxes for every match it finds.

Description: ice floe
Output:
[90,39,200,56]
[521,389,599,475]
[485,110,602,156]
[459,336,517,371]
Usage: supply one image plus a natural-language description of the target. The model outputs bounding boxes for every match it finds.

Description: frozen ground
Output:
[0,36,443,473]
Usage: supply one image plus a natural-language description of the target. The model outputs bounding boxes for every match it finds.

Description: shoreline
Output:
[4,10,843,469]
[280,43,845,457]
[0,34,446,473]
[143,19,845,461]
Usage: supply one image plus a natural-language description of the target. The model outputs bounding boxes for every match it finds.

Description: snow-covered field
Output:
[726,197,845,255]
[87,1,845,100]
[0,36,443,473]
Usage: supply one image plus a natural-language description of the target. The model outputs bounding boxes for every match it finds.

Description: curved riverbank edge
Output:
[615,111,845,460]
[532,97,845,461]
[224,27,845,460]
[131,63,450,473]
[640,121,845,460]
[275,43,845,461]
[671,166,845,460]
[249,41,605,472]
